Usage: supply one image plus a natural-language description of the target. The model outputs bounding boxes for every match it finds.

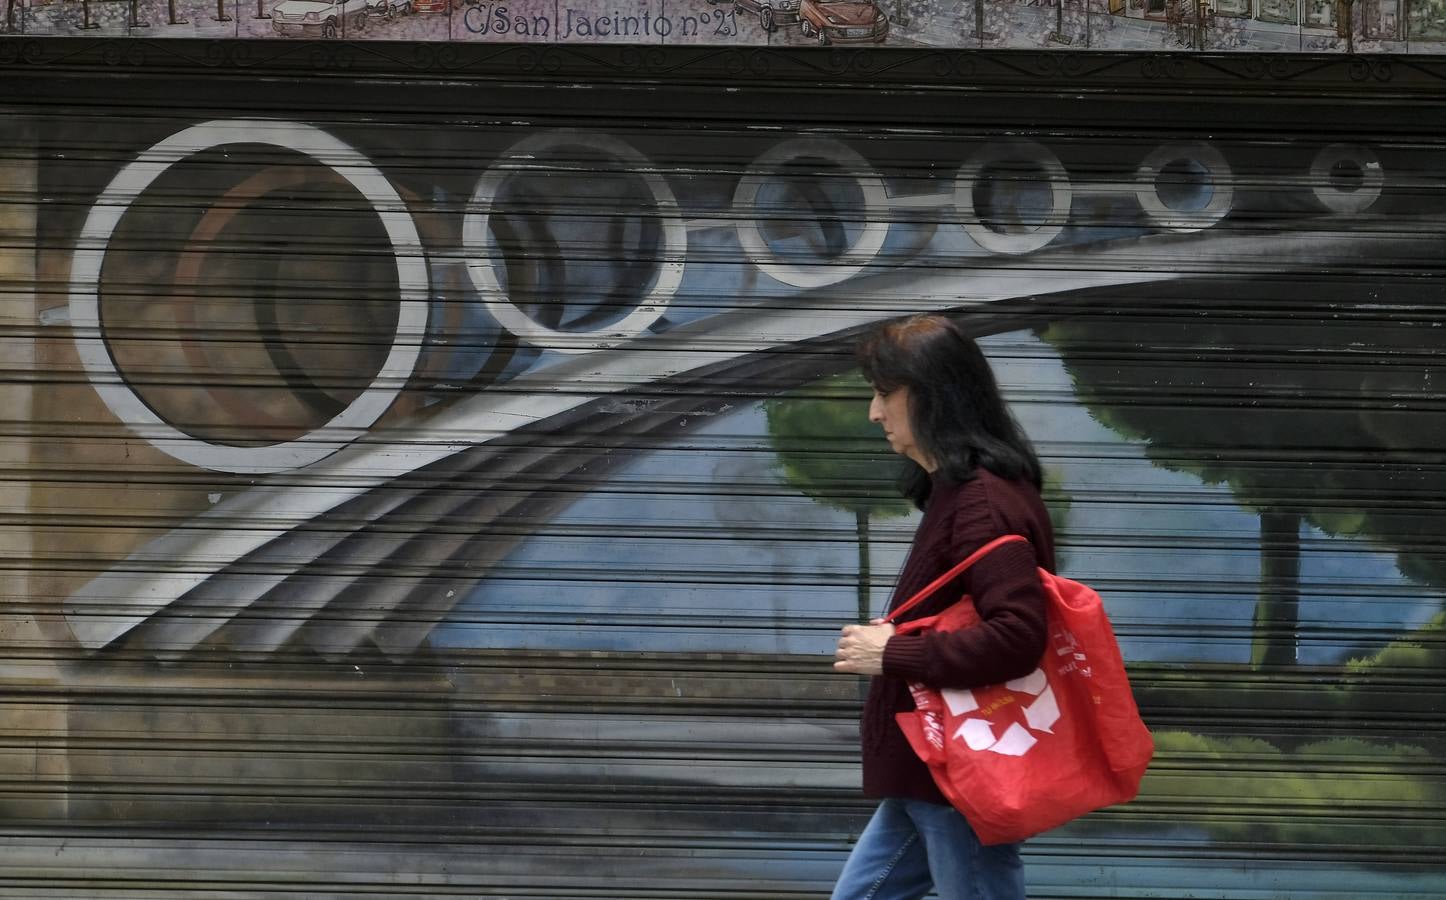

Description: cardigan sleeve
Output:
[880,484,1049,689]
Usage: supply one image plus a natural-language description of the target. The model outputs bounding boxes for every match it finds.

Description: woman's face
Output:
[869,385,932,470]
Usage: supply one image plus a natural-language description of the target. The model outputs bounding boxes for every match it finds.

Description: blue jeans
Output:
[830,799,1026,900]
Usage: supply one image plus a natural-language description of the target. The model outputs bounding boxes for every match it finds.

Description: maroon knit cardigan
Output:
[860,468,1057,804]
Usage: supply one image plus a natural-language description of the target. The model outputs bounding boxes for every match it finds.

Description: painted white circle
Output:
[1135,142,1234,233]
[733,138,889,289]
[954,141,1073,255]
[463,130,685,354]
[1311,143,1384,214]
[67,119,429,475]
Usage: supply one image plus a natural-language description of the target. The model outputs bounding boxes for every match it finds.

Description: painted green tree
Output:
[764,372,912,624]
[1040,297,1446,669]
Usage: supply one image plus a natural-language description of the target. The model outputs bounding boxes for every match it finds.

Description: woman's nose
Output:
[867,395,883,423]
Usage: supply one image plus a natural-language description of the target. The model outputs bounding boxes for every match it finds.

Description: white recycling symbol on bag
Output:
[939,667,1060,757]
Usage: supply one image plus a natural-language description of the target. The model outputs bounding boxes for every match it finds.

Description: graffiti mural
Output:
[4,105,1446,894]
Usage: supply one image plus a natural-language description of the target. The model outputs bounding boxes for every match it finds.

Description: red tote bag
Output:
[884,535,1153,846]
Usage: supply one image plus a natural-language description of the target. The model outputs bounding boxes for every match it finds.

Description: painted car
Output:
[367,0,411,19]
[798,0,888,43]
[408,0,451,11]
[270,0,370,37]
[725,0,800,32]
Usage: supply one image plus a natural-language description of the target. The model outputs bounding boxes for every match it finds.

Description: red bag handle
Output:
[882,534,1029,624]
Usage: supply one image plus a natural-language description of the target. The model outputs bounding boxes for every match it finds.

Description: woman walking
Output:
[831,313,1056,900]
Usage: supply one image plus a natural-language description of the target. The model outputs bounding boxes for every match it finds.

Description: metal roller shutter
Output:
[1,44,1444,898]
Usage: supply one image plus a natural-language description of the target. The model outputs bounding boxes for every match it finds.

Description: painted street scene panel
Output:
[2,0,1445,48]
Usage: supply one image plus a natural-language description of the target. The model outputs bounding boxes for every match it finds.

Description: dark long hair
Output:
[856,314,1042,508]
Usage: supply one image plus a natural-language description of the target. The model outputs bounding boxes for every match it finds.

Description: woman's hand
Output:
[834,620,896,676]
